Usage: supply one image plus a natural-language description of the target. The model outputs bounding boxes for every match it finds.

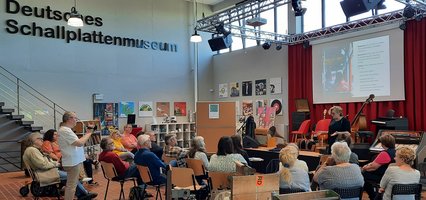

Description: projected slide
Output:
[312,28,404,104]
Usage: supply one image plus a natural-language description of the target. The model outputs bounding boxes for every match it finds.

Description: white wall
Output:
[0,0,199,129]
[203,45,290,138]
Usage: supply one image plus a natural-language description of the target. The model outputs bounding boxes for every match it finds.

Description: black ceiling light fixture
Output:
[276,43,282,51]
[291,0,307,16]
[303,40,310,49]
[67,0,83,27]
[262,41,271,50]
[403,4,416,18]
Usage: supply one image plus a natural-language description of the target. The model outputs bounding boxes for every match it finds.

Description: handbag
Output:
[34,167,61,187]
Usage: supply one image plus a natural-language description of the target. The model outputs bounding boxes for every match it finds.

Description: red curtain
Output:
[288,19,426,138]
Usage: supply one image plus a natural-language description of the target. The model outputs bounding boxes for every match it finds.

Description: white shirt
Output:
[58,126,85,167]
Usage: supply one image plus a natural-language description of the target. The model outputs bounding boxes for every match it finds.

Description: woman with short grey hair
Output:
[313,142,364,200]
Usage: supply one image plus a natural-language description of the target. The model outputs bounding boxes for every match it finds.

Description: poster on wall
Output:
[257,106,276,128]
[156,102,170,117]
[138,101,153,117]
[255,79,267,95]
[242,81,252,96]
[269,77,282,94]
[219,83,228,98]
[229,82,240,97]
[270,98,283,115]
[174,102,187,116]
[242,100,253,116]
[119,101,135,117]
[255,99,268,114]
[93,103,119,135]
[209,104,219,119]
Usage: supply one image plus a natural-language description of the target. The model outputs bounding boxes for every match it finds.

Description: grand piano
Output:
[370,130,426,166]
[371,117,409,130]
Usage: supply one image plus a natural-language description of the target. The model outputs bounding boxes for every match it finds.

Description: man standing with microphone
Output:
[58,111,97,200]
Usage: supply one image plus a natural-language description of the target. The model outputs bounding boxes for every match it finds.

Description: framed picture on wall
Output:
[119,101,135,118]
[255,79,267,95]
[242,81,252,96]
[229,82,240,97]
[156,102,170,117]
[219,83,228,98]
[138,101,153,117]
[174,102,187,116]
[269,77,282,94]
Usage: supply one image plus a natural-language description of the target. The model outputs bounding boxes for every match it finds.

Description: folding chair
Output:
[100,161,137,200]
[170,167,205,199]
[332,186,363,200]
[391,183,422,200]
[24,163,61,200]
[136,165,164,200]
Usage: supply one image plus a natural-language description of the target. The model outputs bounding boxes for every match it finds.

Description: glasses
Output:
[70,116,80,121]
[36,137,43,141]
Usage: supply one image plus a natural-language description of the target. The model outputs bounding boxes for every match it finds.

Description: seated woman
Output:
[208,136,247,173]
[23,132,97,200]
[120,124,138,153]
[278,145,310,192]
[362,134,396,200]
[379,146,420,200]
[42,129,97,185]
[110,129,134,161]
[336,133,359,165]
[187,136,209,168]
[231,134,251,166]
[279,143,308,172]
[314,142,364,200]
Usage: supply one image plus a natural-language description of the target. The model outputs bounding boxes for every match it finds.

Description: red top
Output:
[98,151,129,176]
[41,140,62,161]
[374,151,392,165]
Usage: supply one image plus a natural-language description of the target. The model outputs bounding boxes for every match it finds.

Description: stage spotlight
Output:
[262,41,271,50]
[403,4,415,18]
[291,0,307,16]
[302,40,310,49]
[416,14,423,21]
[276,43,282,51]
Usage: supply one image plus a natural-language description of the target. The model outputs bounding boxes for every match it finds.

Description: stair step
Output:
[17,121,34,126]
[28,126,43,132]
[7,115,24,120]
[0,108,14,114]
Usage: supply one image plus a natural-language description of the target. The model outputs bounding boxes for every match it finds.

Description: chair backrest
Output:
[170,166,197,189]
[186,158,206,176]
[391,183,422,200]
[332,187,363,199]
[279,187,306,194]
[208,171,232,190]
[162,155,176,164]
[265,159,280,174]
[23,162,37,182]
[298,119,311,133]
[100,161,119,180]
[314,119,331,133]
[136,165,153,184]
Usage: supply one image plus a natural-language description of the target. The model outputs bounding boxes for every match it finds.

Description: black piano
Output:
[371,117,408,130]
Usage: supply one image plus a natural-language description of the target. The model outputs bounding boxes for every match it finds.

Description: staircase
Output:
[0,66,67,172]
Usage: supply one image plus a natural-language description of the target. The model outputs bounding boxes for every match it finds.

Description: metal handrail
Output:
[0,65,67,129]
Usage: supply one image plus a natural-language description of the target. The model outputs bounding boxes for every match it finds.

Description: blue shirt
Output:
[134,148,166,185]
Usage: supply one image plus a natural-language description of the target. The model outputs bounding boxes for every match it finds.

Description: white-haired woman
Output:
[278,145,310,192]
[314,142,363,200]
[187,136,209,168]
[378,147,420,200]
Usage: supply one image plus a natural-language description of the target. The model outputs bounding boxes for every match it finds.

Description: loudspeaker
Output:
[352,143,372,160]
[291,112,310,131]
[243,136,260,148]
[340,0,381,18]
[208,35,232,51]
[127,114,136,125]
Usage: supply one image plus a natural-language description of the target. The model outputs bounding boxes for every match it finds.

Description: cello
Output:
[351,94,375,143]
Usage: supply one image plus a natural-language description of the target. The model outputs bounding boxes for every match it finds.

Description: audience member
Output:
[163,133,182,166]
[98,138,143,185]
[58,111,94,200]
[120,124,138,153]
[314,142,364,200]
[208,136,247,173]
[144,131,163,159]
[379,146,420,200]
[362,134,396,200]
[231,134,251,166]
[187,136,209,168]
[24,132,97,200]
[278,145,310,192]
[279,143,308,172]
[268,126,286,145]
[134,135,167,185]
[327,106,351,154]
[336,133,359,165]
[110,129,134,160]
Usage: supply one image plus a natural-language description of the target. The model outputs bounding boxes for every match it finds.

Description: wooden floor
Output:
[0,167,424,200]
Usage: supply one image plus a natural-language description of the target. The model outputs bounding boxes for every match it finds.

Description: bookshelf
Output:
[148,122,196,148]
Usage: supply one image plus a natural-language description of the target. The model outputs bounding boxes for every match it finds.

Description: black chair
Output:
[391,183,422,200]
[332,186,363,200]
[265,159,280,173]
[279,187,306,194]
